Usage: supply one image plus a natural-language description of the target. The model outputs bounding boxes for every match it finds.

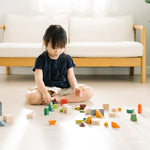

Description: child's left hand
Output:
[74,86,82,97]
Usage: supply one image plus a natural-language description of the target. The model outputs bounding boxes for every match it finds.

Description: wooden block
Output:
[3,114,13,124]
[118,108,122,111]
[127,109,134,113]
[26,113,33,119]
[76,120,83,124]
[90,108,104,116]
[111,121,120,128]
[76,106,80,111]
[63,105,73,114]
[80,104,86,110]
[96,110,103,118]
[53,104,58,109]
[103,104,109,110]
[104,122,108,126]
[48,120,56,125]
[84,116,92,124]
[111,108,117,112]
[109,112,116,117]
[0,120,7,126]
[61,99,67,105]
[84,107,91,115]
[91,118,100,125]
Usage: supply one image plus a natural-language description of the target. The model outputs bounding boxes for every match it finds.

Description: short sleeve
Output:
[32,55,44,72]
[67,55,76,69]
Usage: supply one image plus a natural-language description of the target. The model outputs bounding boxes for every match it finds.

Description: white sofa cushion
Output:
[0,43,43,57]
[3,14,69,43]
[66,42,143,57]
[70,15,134,42]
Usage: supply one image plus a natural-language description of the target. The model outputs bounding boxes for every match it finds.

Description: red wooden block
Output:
[138,104,142,114]
[61,99,68,105]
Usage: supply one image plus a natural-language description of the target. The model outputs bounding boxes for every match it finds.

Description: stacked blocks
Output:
[49,102,54,112]
[130,113,137,122]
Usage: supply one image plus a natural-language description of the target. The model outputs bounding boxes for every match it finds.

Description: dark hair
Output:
[43,25,67,49]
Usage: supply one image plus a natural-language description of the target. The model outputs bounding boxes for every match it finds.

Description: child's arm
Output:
[35,69,51,104]
[67,68,82,97]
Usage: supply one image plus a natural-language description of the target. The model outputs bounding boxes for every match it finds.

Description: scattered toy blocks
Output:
[27,113,33,119]
[61,99,67,106]
[44,108,49,115]
[0,120,7,126]
[138,104,142,114]
[91,118,100,125]
[111,121,120,128]
[3,114,13,124]
[103,104,109,110]
[130,113,137,122]
[84,116,92,124]
[96,110,103,118]
[0,101,2,116]
[104,122,108,126]
[80,104,86,110]
[48,120,56,125]
[127,109,134,114]
[109,112,116,117]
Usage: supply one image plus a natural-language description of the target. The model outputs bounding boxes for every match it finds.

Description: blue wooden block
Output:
[0,120,7,126]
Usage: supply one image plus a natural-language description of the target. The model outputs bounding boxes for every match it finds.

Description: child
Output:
[26,25,93,105]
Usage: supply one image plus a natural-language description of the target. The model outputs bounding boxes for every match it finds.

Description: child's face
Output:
[46,42,65,59]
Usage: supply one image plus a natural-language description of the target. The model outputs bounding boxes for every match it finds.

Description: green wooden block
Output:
[44,108,49,116]
[80,110,84,113]
[83,118,87,121]
[127,109,134,113]
[130,113,137,122]
[76,120,83,124]
[53,104,58,109]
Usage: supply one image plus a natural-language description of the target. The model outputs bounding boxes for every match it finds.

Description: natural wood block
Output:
[91,118,100,125]
[103,104,109,110]
[27,113,33,119]
[3,114,13,124]
[109,112,116,117]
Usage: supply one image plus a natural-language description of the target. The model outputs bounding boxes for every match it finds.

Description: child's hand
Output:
[74,86,82,97]
[42,93,51,105]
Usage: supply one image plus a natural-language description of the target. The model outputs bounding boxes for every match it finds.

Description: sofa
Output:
[0,14,146,82]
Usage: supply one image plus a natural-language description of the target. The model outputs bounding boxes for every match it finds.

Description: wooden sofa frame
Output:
[0,24,146,83]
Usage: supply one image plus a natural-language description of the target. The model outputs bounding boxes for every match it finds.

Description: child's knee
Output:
[80,86,93,101]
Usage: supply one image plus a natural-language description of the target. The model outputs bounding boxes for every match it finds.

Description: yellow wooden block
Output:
[104,122,108,126]
[118,108,122,111]
[76,106,80,111]
[84,116,92,124]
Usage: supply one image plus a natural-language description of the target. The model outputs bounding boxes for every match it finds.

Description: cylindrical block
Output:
[44,108,49,116]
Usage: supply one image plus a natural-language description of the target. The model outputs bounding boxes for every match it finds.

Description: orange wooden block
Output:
[138,104,142,114]
[118,107,122,111]
[96,110,103,118]
[84,116,92,124]
[111,121,120,128]
[48,120,56,125]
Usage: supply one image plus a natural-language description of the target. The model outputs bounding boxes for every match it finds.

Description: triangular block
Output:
[96,110,103,118]
[111,121,120,128]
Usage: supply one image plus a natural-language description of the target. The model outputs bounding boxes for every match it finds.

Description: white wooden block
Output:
[3,114,13,124]
[84,107,91,115]
[109,112,116,117]
[26,113,33,119]
[63,105,73,114]
[91,118,100,125]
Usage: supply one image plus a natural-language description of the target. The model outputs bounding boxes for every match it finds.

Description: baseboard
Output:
[0,66,150,75]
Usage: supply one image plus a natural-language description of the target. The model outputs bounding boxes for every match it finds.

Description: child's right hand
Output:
[42,92,51,105]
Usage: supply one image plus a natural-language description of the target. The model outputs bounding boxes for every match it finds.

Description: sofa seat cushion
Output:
[67,42,143,57]
[0,43,43,57]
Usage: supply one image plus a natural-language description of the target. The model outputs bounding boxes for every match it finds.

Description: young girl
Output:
[26,25,93,105]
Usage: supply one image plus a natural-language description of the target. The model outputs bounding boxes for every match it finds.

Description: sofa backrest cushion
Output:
[3,14,69,43]
[70,15,134,42]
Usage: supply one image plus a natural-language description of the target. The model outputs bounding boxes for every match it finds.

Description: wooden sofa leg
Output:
[6,66,10,75]
[141,65,146,83]
[130,67,134,76]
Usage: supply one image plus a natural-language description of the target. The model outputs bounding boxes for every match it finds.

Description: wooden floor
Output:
[0,74,150,150]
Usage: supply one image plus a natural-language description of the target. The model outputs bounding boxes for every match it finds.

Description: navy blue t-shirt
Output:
[33,51,76,88]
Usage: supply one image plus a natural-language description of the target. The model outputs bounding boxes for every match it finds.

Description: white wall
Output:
[0,0,150,75]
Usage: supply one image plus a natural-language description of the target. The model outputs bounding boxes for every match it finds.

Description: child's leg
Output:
[52,85,93,103]
[25,89,43,105]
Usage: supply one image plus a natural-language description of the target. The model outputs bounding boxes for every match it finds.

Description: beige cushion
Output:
[66,42,143,57]
[3,14,69,43]
[0,43,43,57]
[70,15,134,42]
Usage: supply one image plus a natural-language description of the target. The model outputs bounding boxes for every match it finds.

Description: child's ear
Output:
[43,40,46,46]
